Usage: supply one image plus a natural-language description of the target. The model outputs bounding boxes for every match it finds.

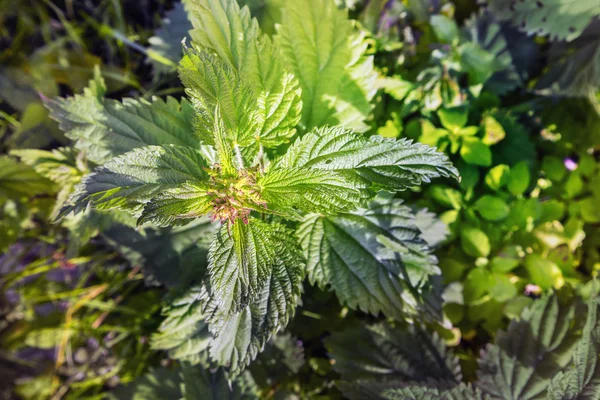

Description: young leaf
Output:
[207,220,280,314]
[297,197,442,321]
[276,126,459,193]
[259,167,369,216]
[326,323,461,383]
[277,0,376,132]
[477,290,586,400]
[184,0,301,147]
[179,49,260,147]
[45,72,199,165]
[64,145,209,218]
[206,221,304,376]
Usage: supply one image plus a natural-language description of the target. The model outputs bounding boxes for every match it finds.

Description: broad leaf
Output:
[259,167,369,216]
[482,0,600,41]
[180,363,258,399]
[152,287,211,365]
[339,381,489,400]
[64,145,209,219]
[297,197,442,321]
[103,218,215,287]
[110,367,182,400]
[276,126,459,193]
[184,0,302,147]
[45,72,199,165]
[277,0,376,132]
[206,221,304,376]
[547,293,600,399]
[326,322,461,383]
[179,49,259,147]
[477,290,586,400]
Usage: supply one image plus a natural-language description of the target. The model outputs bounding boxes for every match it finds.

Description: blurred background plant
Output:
[1,0,599,398]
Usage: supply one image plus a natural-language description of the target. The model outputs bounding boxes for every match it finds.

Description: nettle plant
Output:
[50,0,457,375]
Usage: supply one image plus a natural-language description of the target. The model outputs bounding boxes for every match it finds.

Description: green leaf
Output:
[180,363,259,399]
[474,195,510,221]
[184,0,302,147]
[259,167,368,216]
[179,49,260,147]
[485,164,510,191]
[438,107,468,131]
[325,322,461,383]
[339,381,490,400]
[380,76,415,102]
[0,156,55,200]
[151,287,211,365]
[459,42,499,85]
[430,15,459,44]
[507,161,531,196]
[45,73,199,165]
[208,219,291,314]
[461,137,492,167]
[484,0,600,41]
[547,292,600,399]
[477,290,586,400]
[524,254,563,291]
[103,218,215,287]
[460,226,491,258]
[64,145,210,219]
[297,197,443,321]
[482,116,506,145]
[276,126,459,193]
[277,0,377,131]
[205,220,304,375]
[110,367,182,400]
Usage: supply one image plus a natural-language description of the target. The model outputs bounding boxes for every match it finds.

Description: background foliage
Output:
[1,0,599,399]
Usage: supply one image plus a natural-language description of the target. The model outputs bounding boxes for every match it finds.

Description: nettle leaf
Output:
[45,72,199,165]
[110,367,182,400]
[184,0,302,147]
[277,0,377,132]
[547,293,600,399]
[179,49,260,147]
[206,220,304,376]
[326,323,461,383]
[276,126,459,193]
[103,218,215,288]
[207,220,279,314]
[64,145,209,220]
[339,381,489,400]
[151,287,211,365]
[259,167,369,216]
[297,197,443,321]
[477,290,587,400]
[180,363,259,399]
[481,0,600,41]
[110,364,258,400]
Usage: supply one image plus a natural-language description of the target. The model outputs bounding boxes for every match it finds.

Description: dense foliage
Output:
[1,0,599,399]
